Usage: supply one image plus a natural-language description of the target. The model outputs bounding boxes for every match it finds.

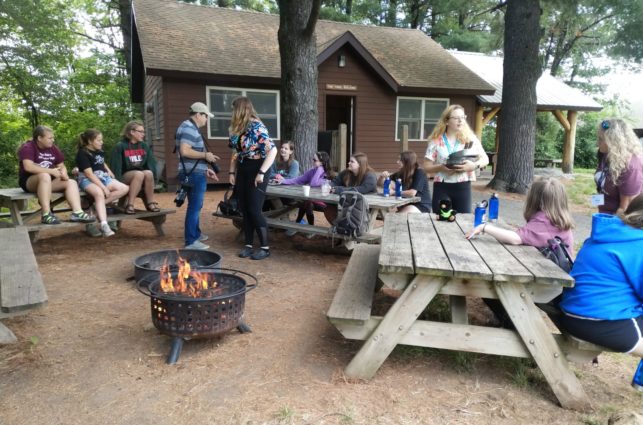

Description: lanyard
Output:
[442,133,459,155]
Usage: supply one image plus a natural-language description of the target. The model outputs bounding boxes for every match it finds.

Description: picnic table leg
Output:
[140,215,167,236]
[8,201,24,226]
[495,282,592,411]
[449,296,468,324]
[344,275,446,380]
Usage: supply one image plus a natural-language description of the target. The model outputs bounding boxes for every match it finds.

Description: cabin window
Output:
[395,97,449,141]
[206,87,280,139]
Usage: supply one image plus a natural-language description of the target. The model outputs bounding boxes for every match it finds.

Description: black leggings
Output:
[432,181,472,214]
[236,159,268,245]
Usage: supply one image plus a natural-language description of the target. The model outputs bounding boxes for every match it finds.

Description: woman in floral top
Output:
[229,96,277,261]
[424,104,488,213]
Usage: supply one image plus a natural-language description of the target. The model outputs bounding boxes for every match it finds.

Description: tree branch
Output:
[303,0,321,38]
[72,31,120,50]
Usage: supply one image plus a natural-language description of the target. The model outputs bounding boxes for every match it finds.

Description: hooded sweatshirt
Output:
[560,213,643,320]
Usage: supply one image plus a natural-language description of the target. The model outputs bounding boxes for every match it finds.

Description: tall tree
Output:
[489,0,542,193]
[277,0,321,171]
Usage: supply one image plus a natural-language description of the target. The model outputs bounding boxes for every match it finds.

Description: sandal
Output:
[125,204,136,214]
[145,202,161,212]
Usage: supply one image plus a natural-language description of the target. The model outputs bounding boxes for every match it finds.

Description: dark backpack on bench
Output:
[539,236,574,273]
[333,190,369,238]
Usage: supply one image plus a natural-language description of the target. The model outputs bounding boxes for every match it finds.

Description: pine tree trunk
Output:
[489,0,542,194]
[277,0,320,172]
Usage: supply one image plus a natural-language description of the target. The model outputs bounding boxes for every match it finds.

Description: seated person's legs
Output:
[398,204,422,214]
[121,170,144,209]
[25,173,53,214]
[105,179,129,205]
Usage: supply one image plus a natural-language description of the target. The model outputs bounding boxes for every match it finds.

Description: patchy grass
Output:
[565,169,596,210]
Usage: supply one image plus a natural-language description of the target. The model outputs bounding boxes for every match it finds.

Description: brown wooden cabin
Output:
[131,0,494,188]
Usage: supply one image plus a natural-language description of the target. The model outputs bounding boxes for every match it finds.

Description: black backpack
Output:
[333,190,369,238]
[216,187,241,217]
[539,236,574,273]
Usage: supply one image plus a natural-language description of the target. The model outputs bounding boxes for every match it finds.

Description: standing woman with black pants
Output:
[229,96,277,260]
[424,104,488,213]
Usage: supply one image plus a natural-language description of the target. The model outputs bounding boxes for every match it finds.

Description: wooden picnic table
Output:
[264,184,420,244]
[328,212,592,411]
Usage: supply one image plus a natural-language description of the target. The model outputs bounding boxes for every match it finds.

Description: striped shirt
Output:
[175,119,209,175]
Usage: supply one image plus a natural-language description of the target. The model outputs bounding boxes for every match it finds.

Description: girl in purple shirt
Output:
[277,151,332,230]
[466,177,575,253]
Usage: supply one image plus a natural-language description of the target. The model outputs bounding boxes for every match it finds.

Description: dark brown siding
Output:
[143,76,165,179]
[317,48,479,173]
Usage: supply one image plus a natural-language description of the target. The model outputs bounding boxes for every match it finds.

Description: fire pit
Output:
[137,263,257,364]
[133,249,222,283]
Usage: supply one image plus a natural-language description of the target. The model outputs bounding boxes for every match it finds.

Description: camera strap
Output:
[174,122,203,181]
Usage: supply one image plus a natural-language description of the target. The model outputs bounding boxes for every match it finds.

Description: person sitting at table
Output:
[18,125,96,225]
[378,150,431,213]
[466,177,575,329]
[75,129,130,237]
[275,151,333,236]
[110,120,159,214]
[326,152,377,224]
[268,140,300,181]
[466,177,574,250]
[557,193,643,357]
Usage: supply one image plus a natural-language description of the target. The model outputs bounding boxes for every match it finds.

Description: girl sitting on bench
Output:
[76,129,129,237]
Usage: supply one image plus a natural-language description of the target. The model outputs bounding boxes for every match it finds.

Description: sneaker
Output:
[185,240,210,250]
[100,222,115,237]
[285,229,297,237]
[238,246,253,258]
[199,234,209,242]
[108,221,119,232]
[70,211,96,223]
[251,248,270,260]
[85,223,102,237]
[41,212,61,225]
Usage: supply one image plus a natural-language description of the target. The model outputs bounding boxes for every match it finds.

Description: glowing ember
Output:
[159,254,218,297]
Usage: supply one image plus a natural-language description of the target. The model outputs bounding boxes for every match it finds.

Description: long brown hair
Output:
[229,96,260,135]
[317,151,333,179]
[343,152,374,186]
[523,178,574,230]
[428,104,474,147]
[393,150,419,189]
[275,140,295,171]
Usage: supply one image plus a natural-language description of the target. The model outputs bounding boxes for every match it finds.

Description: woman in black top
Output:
[379,150,431,213]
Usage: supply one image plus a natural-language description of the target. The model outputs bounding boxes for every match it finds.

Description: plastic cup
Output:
[302,185,311,197]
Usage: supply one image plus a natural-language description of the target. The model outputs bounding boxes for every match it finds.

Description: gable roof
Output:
[132,0,494,95]
[451,51,603,112]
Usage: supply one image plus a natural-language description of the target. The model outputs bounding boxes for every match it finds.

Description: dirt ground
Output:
[1,189,642,425]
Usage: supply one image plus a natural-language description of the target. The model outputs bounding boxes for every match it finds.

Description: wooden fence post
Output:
[401,125,408,152]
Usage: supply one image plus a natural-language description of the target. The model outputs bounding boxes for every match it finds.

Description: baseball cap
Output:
[189,102,213,117]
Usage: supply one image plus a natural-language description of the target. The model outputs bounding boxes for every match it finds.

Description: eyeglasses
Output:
[449,115,467,121]
[133,129,145,133]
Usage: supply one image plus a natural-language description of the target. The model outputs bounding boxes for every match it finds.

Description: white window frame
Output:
[205,86,280,140]
[395,97,449,141]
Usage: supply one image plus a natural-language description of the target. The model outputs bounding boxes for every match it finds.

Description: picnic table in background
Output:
[263,184,420,244]
[327,212,593,411]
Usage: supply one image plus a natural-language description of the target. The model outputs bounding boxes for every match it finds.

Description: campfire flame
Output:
[159,255,217,297]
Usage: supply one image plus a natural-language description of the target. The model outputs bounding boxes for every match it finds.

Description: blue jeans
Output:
[181,172,206,245]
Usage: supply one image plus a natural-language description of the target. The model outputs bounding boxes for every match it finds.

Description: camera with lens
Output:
[174,182,193,207]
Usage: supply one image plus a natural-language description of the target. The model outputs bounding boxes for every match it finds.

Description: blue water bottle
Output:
[489,193,499,222]
[632,359,643,391]
[383,175,391,197]
[395,178,402,199]
[474,200,488,227]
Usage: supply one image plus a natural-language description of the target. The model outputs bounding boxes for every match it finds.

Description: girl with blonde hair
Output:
[228,96,277,260]
[595,118,643,215]
[424,104,488,213]
[466,177,575,251]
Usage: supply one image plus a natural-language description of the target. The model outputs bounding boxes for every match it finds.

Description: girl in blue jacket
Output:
[559,193,643,356]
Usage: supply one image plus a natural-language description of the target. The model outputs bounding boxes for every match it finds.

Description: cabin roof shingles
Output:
[134,0,493,93]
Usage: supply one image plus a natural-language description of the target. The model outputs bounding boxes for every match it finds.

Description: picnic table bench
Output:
[534,157,563,168]
[327,212,600,411]
[213,185,419,247]
[0,188,175,241]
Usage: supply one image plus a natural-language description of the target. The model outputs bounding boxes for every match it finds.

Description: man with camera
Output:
[175,102,220,250]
